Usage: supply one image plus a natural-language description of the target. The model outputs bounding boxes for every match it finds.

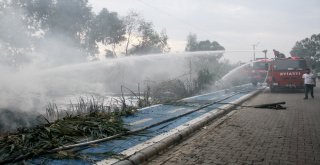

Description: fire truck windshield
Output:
[253,62,268,70]
[274,59,307,70]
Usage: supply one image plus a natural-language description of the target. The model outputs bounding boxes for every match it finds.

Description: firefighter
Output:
[273,49,286,58]
[302,68,316,99]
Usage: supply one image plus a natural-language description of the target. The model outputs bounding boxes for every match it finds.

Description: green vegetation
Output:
[150,55,235,102]
[0,0,171,67]
[291,33,320,71]
[128,21,170,55]
[185,33,225,52]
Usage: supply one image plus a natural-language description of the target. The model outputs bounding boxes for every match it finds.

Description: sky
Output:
[88,0,320,63]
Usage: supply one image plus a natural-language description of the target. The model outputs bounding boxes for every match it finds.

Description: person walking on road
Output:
[302,68,316,99]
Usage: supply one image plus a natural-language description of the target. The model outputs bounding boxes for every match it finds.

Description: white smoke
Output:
[0,5,228,132]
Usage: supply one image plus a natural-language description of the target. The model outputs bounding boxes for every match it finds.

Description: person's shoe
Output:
[312,96,314,99]
[304,97,308,100]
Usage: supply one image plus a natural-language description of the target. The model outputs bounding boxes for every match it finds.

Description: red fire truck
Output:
[250,58,272,86]
[266,57,307,92]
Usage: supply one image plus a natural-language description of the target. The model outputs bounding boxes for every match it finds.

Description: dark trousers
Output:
[304,84,314,98]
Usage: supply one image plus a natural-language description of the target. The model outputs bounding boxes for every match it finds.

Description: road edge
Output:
[107,89,262,165]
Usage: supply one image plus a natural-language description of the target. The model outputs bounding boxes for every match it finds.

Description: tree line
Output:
[0,0,171,66]
[290,33,320,72]
[0,0,227,67]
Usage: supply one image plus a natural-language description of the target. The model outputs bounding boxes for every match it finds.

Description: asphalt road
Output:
[146,84,320,165]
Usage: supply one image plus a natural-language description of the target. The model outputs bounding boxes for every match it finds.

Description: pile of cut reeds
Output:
[0,97,132,164]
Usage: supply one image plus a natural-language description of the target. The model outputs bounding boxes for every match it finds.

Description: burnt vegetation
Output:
[0,96,134,164]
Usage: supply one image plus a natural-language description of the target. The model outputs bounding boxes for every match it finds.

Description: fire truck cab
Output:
[250,58,271,86]
[267,57,307,92]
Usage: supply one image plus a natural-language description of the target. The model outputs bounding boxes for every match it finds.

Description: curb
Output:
[111,89,262,165]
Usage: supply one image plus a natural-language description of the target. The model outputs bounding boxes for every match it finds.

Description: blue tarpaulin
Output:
[30,84,258,165]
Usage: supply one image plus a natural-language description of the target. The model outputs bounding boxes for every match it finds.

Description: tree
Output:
[17,0,93,47]
[123,11,141,56]
[14,0,54,33]
[129,21,170,55]
[46,0,93,43]
[197,40,225,51]
[7,0,99,61]
[184,33,226,92]
[185,33,198,51]
[90,8,125,56]
[0,1,32,67]
[185,33,225,52]
[191,54,224,92]
[11,0,94,57]
[290,33,320,69]
[1,0,170,59]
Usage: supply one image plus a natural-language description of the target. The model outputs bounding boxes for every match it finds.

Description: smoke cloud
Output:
[0,5,229,132]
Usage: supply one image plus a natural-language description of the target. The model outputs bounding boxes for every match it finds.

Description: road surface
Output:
[146,85,320,165]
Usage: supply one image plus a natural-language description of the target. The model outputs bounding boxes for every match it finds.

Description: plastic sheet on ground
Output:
[29,84,259,165]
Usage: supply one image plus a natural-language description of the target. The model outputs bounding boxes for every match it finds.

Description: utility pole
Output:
[252,42,260,61]
[262,49,268,69]
[262,50,267,59]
